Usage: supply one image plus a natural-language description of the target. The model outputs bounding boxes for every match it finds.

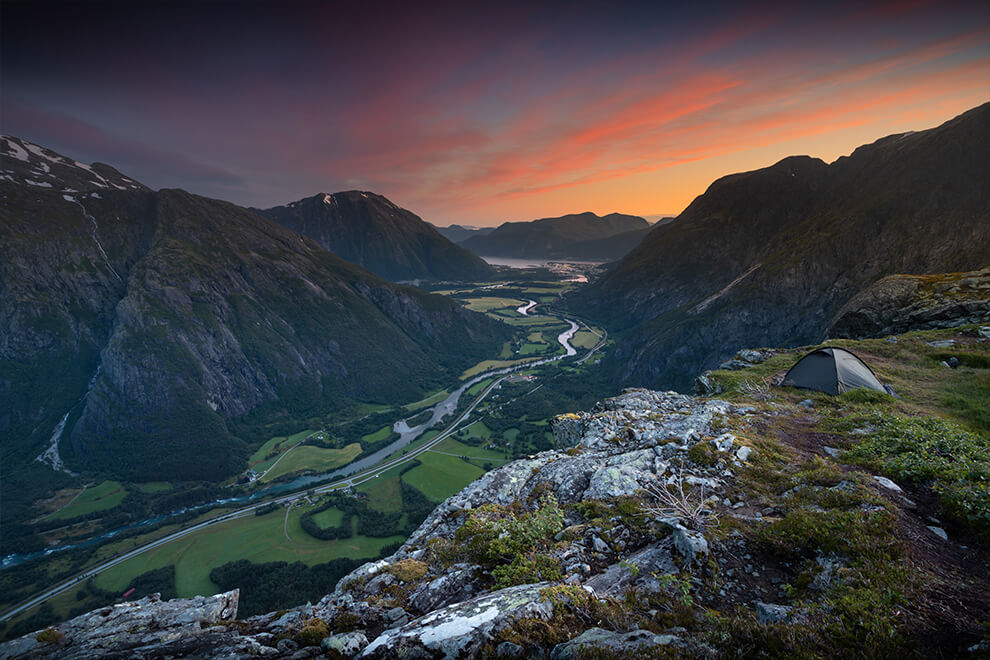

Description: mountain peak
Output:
[1,135,148,193]
[260,191,494,282]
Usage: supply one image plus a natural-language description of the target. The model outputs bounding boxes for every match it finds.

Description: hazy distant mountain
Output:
[572,103,990,390]
[460,212,649,260]
[433,223,495,244]
[0,137,510,488]
[259,192,494,282]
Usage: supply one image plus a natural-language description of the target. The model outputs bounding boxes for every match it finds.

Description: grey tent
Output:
[780,347,885,395]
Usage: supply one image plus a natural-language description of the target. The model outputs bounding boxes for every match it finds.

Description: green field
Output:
[462,297,525,312]
[519,342,551,355]
[459,421,492,442]
[46,481,127,521]
[401,453,485,502]
[504,315,563,326]
[261,443,362,482]
[461,357,537,379]
[467,378,494,397]
[570,330,601,349]
[357,466,405,513]
[310,507,344,528]
[249,429,314,472]
[93,505,402,598]
[133,482,173,494]
[361,425,393,443]
[404,389,448,412]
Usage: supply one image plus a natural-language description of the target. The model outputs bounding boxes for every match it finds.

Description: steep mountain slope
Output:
[432,223,494,244]
[573,103,990,390]
[259,192,494,282]
[0,138,510,486]
[460,211,649,260]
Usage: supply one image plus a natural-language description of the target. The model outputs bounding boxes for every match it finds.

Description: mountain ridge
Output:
[573,102,990,390]
[258,191,494,282]
[460,211,649,260]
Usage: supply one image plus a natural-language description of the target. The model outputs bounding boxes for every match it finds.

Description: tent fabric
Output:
[781,347,885,395]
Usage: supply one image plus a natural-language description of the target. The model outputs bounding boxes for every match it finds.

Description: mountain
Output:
[258,192,494,282]
[572,103,990,390]
[0,137,511,486]
[460,211,649,260]
[432,223,495,244]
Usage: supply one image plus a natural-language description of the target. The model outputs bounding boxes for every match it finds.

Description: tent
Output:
[780,347,885,395]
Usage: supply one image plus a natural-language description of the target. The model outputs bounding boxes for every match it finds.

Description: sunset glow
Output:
[2,1,987,225]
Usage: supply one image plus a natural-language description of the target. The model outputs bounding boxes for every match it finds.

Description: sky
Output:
[2,0,988,226]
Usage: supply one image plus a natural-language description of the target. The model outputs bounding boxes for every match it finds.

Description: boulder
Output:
[321,631,369,657]
[359,583,555,659]
[0,591,244,660]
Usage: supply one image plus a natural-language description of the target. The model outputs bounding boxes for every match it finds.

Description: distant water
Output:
[480,256,605,268]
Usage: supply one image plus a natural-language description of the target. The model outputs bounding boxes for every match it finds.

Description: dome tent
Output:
[780,347,885,395]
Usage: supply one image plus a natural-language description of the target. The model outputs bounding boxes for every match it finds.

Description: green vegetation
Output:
[92,502,403,599]
[403,389,448,412]
[45,482,127,521]
[454,494,565,588]
[260,443,362,483]
[360,425,393,444]
[462,297,525,312]
[401,453,486,502]
[133,482,173,494]
[461,358,536,380]
[845,414,990,537]
[466,378,494,397]
[248,429,314,473]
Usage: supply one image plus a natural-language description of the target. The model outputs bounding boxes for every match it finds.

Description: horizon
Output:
[1,0,988,226]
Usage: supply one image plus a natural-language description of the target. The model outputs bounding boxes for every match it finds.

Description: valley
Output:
[0,273,613,636]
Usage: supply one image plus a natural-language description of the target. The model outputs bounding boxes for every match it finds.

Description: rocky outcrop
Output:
[3,388,757,659]
[0,591,241,660]
[828,268,990,339]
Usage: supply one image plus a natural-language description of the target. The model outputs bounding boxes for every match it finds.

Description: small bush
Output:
[455,494,565,587]
[35,627,64,644]
[386,559,428,583]
[293,618,329,647]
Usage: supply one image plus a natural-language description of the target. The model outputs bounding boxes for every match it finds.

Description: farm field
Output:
[570,330,602,349]
[92,504,402,599]
[460,357,537,380]
[248,429,314,473]
[45,481,127,521]
[462,297,525,313]
[403,389,448,412]
[260,443,362,483]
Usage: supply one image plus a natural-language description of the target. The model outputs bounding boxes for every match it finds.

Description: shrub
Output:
[455,494,565,588]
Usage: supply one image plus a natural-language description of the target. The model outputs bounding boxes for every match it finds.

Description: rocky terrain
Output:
[573,103,990,391]
[259,192,494,283]
[828,267,990,339]
[6,322,987,658]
